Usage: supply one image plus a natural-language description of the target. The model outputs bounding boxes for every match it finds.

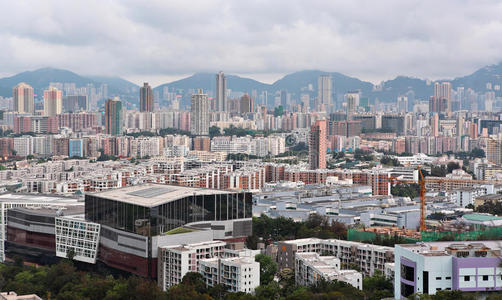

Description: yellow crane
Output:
[389,166,502,231]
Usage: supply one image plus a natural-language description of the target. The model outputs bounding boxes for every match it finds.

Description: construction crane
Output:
[389,166,502,232]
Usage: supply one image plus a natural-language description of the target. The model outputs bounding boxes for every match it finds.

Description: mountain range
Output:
[2,62,502,104]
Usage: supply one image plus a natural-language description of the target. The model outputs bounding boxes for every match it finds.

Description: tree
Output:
[447,162,460,173]
[274,106,284,117]
[66,248,76,261]
[332,151,345,160]
[255,281,281,299]
[209,126,221,138]
[180,272,208,294]
[255,254,277,285]
[362,271,393,300]
[380,156,401,166]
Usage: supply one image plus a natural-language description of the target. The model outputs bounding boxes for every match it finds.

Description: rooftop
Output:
[462,213,502,222]
[397,241,502,255]
[89,183,233,207]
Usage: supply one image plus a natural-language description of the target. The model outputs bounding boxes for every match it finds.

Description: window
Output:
[435,277,441,280]
[464,276,470,281]
[445,277,451,280]
[483,275,489,281]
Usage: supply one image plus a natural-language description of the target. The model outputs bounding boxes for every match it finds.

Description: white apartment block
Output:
[13,136,33,157]
[55,215,100,263]
[277,238,394,276]
[158,241,226,291]
[295,252,362,290]
[199,257,260,294]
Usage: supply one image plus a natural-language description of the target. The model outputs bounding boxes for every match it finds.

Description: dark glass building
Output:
[86,186,252,236]
[85,184,253,278]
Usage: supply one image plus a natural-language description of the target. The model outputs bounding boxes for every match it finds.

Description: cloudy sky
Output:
[2,0,502,86]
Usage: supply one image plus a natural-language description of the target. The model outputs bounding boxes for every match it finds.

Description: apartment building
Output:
[277,238,393,276]
[158,241,226,290]
[199,257,260,293]
[295,252,362,290]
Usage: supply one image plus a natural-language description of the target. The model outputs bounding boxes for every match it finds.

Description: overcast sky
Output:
[2,0,502,86]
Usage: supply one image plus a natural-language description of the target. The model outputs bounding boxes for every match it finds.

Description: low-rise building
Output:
[158,241,226,291]
[394,241,502,298]
[277,238,393,276]
[295,252,362,290]
[199,257,260,293]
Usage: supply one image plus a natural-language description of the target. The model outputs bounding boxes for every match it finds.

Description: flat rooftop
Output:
[0,193,81,204]
[89,183,233,207]
[397,240,502,254]
[462,213,502,222]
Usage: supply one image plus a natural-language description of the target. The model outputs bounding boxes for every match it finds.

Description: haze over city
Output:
[2,0,502,85]
[5,1,502,300]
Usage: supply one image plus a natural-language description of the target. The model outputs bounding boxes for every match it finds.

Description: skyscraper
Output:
[44,87,62,117]
[190,89,209,136]
[13,82,34,114]
[317,75,332,111]
[215,71,227,112]
[345,92,360,116]
[280,90,287,108]
[431,113,439,137]
[140,82,154,112]
[105,98,123,135]
[397,96,408,113]
[434,82,452,113]
[309,120,327,170]
[239,94,253,114]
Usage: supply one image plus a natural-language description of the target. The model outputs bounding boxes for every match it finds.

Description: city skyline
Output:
[2,1,502,86]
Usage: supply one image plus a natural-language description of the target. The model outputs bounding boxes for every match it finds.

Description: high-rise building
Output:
[190,89,209,136]
[105,98,123,135]
[280,90,288,108]
[345,92,360,115]
[140,82,154,112]
[397,96,408,113]
[432,113,439,137]
[486,138,502,165]
[43,87,62,117]
[309,120,327,170]
[239,94,253,114]
[62,95,88,112]
[434,82,452,113]
[215,71,227,112]
[13,83,34,114]
[317,75,332,111]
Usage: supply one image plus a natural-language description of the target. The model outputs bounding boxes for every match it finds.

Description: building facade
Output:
[190,90,209,136]
[140,82,154,112]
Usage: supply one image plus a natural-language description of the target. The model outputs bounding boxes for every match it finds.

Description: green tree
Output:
[255,281,281,299]
[209,126,221,138]
[274,106,284,117]
[447,162,460,173]
[255,254,277,285]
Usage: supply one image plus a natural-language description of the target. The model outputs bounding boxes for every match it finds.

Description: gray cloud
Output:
[1,0,502,86]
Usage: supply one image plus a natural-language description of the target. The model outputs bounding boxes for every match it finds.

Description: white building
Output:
[55,215,100,263]
[13,136,33,157]
[295,252,362,290]
[158,240,226,291]
[394,241,502,298]
[199,256,260,294]
[0,193,84,262]
[190,90,209,136]
[277,238,394,276]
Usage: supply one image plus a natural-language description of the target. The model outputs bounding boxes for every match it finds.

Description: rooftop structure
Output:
[89,183,229,207]
[395,241,502,298]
